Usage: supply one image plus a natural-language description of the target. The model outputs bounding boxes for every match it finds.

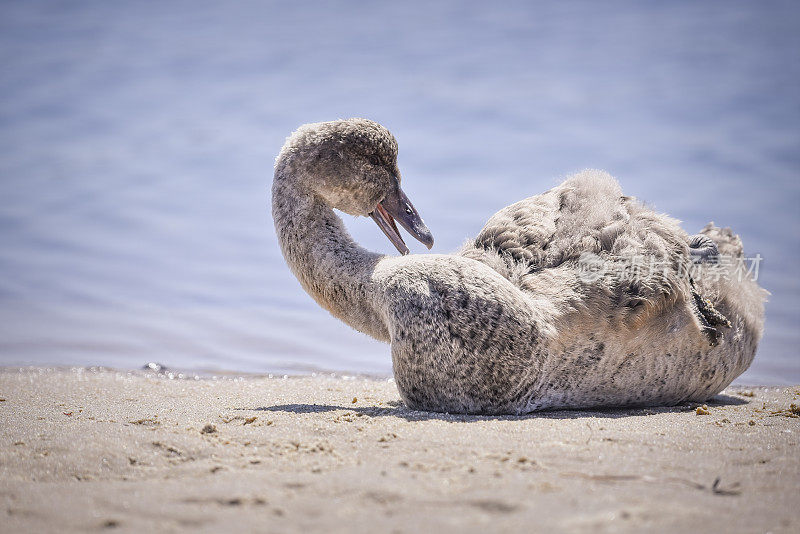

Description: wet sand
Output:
[1,368,798,533]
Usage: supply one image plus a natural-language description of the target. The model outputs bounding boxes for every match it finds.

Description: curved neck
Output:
[272,166,390,342]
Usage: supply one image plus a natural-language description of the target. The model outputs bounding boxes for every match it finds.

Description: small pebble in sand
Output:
[201,424,217,434]
[739,391,755,397]
[244,416,257,425]
[352,397,357,403]
[748,420,756,426]
[696,405,710,415]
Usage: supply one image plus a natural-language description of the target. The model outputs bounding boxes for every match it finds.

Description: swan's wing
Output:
[470,189,561,269]
[460,171,693,325]
[465,171,691,270]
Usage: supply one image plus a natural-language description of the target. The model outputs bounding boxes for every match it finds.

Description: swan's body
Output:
[272,119,766,414]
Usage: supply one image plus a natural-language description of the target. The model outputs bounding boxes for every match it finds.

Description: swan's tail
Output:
[689,222,767,355]
[696,222,744,258]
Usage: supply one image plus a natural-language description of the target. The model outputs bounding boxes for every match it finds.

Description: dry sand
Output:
[0,368,798,533]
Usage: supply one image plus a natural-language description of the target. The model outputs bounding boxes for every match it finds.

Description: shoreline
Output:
[1,368,798,533]
[3,363,796,387]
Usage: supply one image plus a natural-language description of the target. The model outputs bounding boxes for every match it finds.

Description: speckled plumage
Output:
[272,119,767,414]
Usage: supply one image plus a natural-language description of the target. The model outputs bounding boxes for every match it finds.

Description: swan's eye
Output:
[369,155,382,166]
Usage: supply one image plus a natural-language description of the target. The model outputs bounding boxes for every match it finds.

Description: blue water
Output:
[0,1,798,383]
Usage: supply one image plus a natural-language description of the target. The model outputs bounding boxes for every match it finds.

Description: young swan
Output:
[272,118,767,414]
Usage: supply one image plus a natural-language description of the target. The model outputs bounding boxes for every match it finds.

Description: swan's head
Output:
[277,118,433,255]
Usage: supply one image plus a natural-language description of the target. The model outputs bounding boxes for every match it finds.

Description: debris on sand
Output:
[696,405,710,415]
[201,424,217,434]
[711,477,741,496]
[129,417,160,426]
[768,403,800,419]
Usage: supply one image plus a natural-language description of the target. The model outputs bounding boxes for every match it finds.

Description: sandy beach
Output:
[0,368,798,533]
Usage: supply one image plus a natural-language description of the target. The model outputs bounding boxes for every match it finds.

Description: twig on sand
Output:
[560,472,741,496]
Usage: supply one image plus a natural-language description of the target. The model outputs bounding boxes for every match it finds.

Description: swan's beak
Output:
[369,185,434,256]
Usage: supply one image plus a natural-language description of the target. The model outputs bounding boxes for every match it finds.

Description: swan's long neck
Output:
[272,166,390,342]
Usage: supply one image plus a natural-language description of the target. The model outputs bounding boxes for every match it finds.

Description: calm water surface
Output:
[0,1,798,383]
